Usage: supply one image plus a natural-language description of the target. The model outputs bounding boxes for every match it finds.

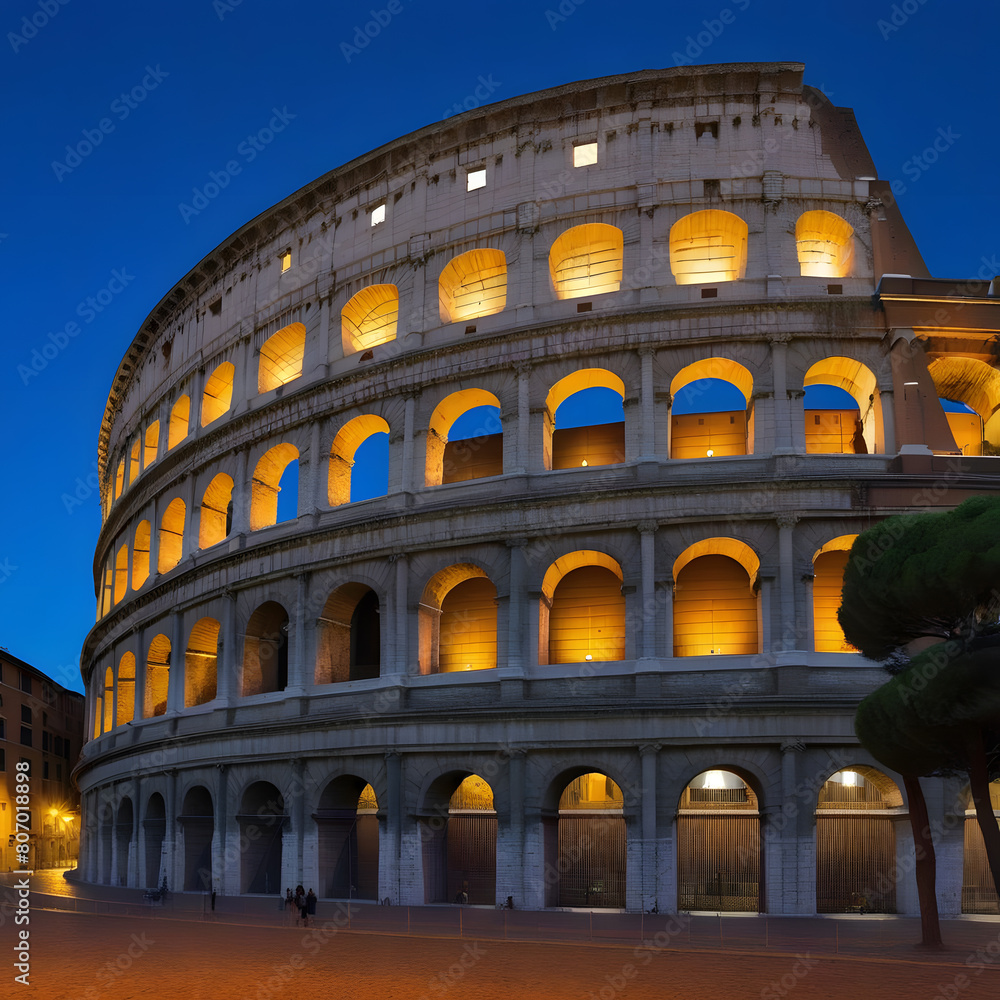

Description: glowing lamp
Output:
[841,770,858,787]
[581,459,588,467]
[585,654,593,661]
[705,770,726,789]
[706,449,714,457]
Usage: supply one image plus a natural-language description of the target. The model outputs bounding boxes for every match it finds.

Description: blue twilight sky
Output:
[0,0,995,693]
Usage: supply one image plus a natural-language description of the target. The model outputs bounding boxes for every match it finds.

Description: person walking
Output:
[306,888,317,921]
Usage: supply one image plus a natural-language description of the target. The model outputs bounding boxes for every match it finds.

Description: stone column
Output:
[639,743,660,911]
[505,539,527,674]
[181,475,198,562]
[167,612,185,714]
[390,554,408,674]
[776,514,799,651]
[128,775,141,888]
[768,334,794,455]
[214,764,229,897]
[638,522,658,659]
[165,769,178,892]
[802,575,815,653]
[134,625,147,722]
[230,448,250,538]
[188,366,205,441]
[516,366,531,474]
[638,349,657,461]
[219,590,238,704]
[286,574,309,693]
[381,751,402,903]
[147,494,160,586]
[401,394,417,494]
[496,749,525,907]
[759,575,774,654]
[316,295,331,372]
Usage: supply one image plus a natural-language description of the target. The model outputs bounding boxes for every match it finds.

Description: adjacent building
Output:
[75,63,1000,914]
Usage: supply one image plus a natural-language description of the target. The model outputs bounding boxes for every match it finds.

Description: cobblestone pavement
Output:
[5,908,1000,1000]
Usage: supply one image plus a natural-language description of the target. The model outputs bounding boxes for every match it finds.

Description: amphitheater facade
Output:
[76,63,1000,915]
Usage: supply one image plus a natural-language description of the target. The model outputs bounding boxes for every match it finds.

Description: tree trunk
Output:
[967,728,1000,898]
[903,774,943,948]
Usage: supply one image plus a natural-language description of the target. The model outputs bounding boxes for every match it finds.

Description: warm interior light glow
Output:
[128,437,141,485]
[705,770,726,789]
[467,168,486,191]
[144,633,170,718]
[280,250,291,272]
[199,473,234,548]
[706,449,714,457]
[803,358,877,454]
[168,395,190,450]
[573,142,598,167]
[342,284,398,354]
[425,387,504,486]
[795,210,855,278]
[438,249,507,323]
[669,209,748,285]
[419,565,498,674]
[841,770,858,787]
[559,772,624,811]
[581,459,588,466]
[258,322,306,393]
[117,651,135,726]
[250,443,299,530]
[330,414,391,504]
[812,535,859,652]
[157,498,186,573]
[144,421,159,468]
[132,520,150,590]
[113,543,128,605]
[371,204,386,226]
[185,616,220,707]
[549,223,624,299]
[928,356,1000,452]
[201,361,235,427]
[543,555,625,665]
[114,458,124,500]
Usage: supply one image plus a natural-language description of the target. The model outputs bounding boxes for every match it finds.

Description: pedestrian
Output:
[306,888,317,919]
[294,887,305,925]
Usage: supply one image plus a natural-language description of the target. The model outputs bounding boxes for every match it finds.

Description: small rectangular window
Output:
[42,731,50,752]
[20,672,31,694]
[43,761,49,780]
[280,250,292,272]
[21,705,31,723]
[20,726,31,747]
[371,204,386,226]
[467,168,486,192]
[573,142,598,167]
[0,749,5,771]
[56,762,62,781]
[0,719,5,739]
[54,735,62,756]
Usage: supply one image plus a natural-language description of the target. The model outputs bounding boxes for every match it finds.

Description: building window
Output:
[43,761,49,780]
[371,204,386,227]
[573,142,597,167]
[21,705,31,723]
[0,718,4,738]
[467,168,486,192]
[54,735,62,756]
[20,672,31,695]
[20,726,31,747]
[280,250,292,272]
[42,731,50,752]
[56,763,62,781]
[0,749,5,771]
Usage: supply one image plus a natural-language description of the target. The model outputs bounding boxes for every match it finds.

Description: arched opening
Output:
[795,210,855,278]
[962,780,1000,914]
[316,584,380,684]
[545,369,626,471]
[540,551,625,666]
[185,617,219,707]
[168,395,189,450]
[143,421,159,468]
[316,777,379,900]
[548,223,624,299]
[258,322,305,393]
[250,444,299,530]
[98,802,113,883]
[813,536,859,652]
[816,766,902,913]
[113,542,128,605]
[669,210,748,285]
[552,772,625,908]
[144,633,170,718]
[102,666,114,734]
[329,415,391,506]
[342,284,399,354]
[804,358,878,454]
[115,798,133,886]
[128,438,141,485]
[199,474,234,549]
[116,652,135,726]
[91,674,102,740]
[418,566,497,674]
[143,794,166,889]
[677,769,761,912]
[673,540,760,657]
[425,389,503,487]
[242,602,289,696]
[180,786,214,891]
[421,774,497,905]
[670,360,753,458]
[114,458,124,501]
[238,782,286,894]
[928,356,1000,455]
[157,498,186,574]
[438,249,507,324]
[201,361,234,426]
[132,520,150,590]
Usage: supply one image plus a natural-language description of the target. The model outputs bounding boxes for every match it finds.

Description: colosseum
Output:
[76,62,1000,917]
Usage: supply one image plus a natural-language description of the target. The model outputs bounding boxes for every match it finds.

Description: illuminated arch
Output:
[795,210,855,278]
[128,437,141,485]
[540,551,625,665]
[143,421,159,468]
[157,498,186,574]
[329,415,391,506]
[544,369,626,471]
[669,210,748,284]
[242,601,289,696]
[673,539,760,657]
[928,357,1000,451]
[677,769,760,912]
[201,361,234,426]
[438,249,507,323]
[816,766,902,913]
[116,652,135,726]
[341,284,399,354]
[804,357,878,454]
[144,633,170,718]
[168,395,190,449]
[250,443,299,530]
[812,535,858,652]
[199,473,234,549]
[180,785,214,890]
[113,542,128,605]
[316,777,380,899]
[102,666,114,734]
[114,458,124,501]
[315,583,381,684]
[419,564,497,674]
[258,322,305,393]
[960,779,1000,914]
[425,389,503,487]
[185,617,220,707]
[132,520,150,590]
[548,223,624,299]
[670,359,754,458]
